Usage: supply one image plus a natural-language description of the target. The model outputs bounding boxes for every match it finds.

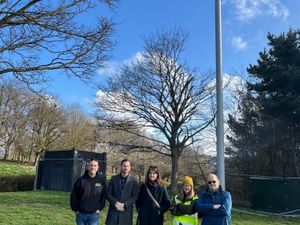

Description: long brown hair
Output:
[145,166,164,187]
[178,185,195,200]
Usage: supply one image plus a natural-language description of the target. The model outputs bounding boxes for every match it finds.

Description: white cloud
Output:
[123,52,144,65]
[95,89,157,137]
[229,0,289,22]
[97,61,119,77]
[96,90,138,119]
[199,74,246,155]
[41,94,61,108]
[231,36,248,50]
[207,73,246,113]
[97,52,144,77]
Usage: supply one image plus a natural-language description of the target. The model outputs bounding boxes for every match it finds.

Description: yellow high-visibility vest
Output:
[172,195,198,225]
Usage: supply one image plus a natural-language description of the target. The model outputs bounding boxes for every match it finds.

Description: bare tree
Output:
[57,104,96,150]
[0,80,96,163]
[27,95,64,165]
[179,147,211,186]
[95,126,171,180]
[0,0,116,86]
[95,29,215,193]
[0,81,30,159]
[11,123,31,161]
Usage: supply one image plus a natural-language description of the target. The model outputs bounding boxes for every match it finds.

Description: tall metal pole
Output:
[215,0,225,188]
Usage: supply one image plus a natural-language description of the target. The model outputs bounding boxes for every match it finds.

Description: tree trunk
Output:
[34,153,41,166]
[26,148,33,163]
[3,149,9,160]
[170,153,179,194]
[3,144,12,160]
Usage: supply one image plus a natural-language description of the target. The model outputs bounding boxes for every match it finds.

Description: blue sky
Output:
[46,0,300,113]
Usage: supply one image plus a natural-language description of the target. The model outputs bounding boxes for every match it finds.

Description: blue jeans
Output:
[76,212,99,225]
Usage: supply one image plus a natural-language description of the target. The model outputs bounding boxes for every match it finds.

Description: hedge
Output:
[0,175,35,192]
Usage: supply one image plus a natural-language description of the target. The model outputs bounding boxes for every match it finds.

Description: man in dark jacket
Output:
[106,159,139,225]
[195,174,232,225]
[70,159,106,225]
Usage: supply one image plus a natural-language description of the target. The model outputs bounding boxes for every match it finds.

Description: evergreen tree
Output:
[227,29,300,177]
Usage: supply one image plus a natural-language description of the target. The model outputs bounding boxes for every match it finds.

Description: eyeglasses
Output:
[207,180,217,184]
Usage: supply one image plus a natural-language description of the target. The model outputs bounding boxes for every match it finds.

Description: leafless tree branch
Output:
[0,0,117,86]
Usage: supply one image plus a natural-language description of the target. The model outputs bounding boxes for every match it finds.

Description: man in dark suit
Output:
[106,159,139,225]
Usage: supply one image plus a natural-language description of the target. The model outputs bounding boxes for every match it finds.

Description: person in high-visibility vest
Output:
[170,176,199,225]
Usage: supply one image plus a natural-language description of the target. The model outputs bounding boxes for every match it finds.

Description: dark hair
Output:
[87,158,99,166]
[85,159,99,173]
[145,166,163,187]
[121,158,130,166]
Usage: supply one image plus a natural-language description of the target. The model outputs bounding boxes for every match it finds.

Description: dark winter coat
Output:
[136,183,171,225]
[105,173,139,225]
[195,186,232,225]
[70,171,106,213]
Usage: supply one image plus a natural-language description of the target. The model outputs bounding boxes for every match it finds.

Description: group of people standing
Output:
[70,158,232,225]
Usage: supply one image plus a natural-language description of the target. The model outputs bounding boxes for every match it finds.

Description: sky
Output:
[46,0,300,114]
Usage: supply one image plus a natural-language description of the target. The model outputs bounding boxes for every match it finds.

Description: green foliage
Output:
[247,29,300,121]
[0,191,299,225]
[227,29,300,177]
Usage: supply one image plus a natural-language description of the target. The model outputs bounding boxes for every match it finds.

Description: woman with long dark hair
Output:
[136,166,171,225]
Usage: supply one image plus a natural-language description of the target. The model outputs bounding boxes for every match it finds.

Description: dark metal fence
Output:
[34,150,106,192]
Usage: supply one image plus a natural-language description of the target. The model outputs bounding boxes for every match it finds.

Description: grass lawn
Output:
[0,191,299,225]
[0,161,35,176]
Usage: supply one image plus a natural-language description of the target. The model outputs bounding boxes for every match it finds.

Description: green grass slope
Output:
[0,161,35,176]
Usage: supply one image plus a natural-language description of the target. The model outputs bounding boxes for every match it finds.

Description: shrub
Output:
[0,175,34,192]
